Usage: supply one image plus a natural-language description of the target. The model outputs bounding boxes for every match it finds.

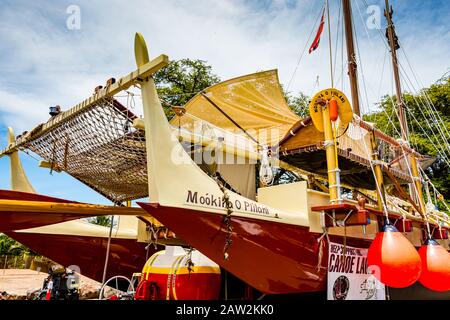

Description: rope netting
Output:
[21,98,148,203]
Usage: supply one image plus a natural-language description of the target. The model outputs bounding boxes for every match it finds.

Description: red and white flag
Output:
[309,9,325,54]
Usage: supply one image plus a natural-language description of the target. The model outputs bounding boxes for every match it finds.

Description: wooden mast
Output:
[342,0,386,210]
[384,0,426,215]
[342,0,360,116]
[384,0,409,141]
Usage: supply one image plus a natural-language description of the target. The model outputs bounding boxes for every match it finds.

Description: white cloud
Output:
[0,0,448,132]
[0,89,48,134]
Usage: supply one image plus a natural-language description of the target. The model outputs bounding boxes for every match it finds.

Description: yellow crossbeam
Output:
[132,118,261,161]
[0,199,149,217]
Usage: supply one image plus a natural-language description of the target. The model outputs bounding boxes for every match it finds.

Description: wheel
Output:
[99,275,135,300]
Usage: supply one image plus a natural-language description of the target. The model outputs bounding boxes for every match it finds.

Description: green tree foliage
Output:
[153,59,221,119]
[364,78,450,207]
[0,234,22,256]
[281,84,310,118]
[0,234,38,257]
[89,216,111,227]
[284,90,310,118]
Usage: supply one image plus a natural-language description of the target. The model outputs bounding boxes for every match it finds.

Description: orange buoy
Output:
[418,238,450,292]
[368,224,422,288]
[329,98,339,122]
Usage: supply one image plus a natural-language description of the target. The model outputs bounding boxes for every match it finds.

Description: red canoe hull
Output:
[5,231,157,283]
[0,190,85,232]
[138,202,372,294]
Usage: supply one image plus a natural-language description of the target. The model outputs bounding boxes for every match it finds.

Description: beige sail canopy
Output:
[170,70,302,146]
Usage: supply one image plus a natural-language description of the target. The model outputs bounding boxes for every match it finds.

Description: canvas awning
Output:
[171,70,300,146]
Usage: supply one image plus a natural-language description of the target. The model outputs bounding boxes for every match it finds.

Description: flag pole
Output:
[326,0,334,88]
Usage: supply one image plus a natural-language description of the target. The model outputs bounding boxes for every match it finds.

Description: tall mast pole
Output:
[384,0,426,216]
[384,0,408,141]
[342,0,386,211]
[342,0,360,116]
[326,0,334,88]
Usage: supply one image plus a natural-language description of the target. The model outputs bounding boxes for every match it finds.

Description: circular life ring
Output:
[308,88,353,133]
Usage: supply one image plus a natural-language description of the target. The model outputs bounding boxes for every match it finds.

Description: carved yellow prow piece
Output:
[7,127,36,193]
[135,32,150,67]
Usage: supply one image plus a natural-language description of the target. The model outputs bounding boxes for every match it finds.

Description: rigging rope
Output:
[358,0,450,163]
[101,215,115,286]
[286,2,326,92]
[398,44,450,141]
[326,0,334,88]
[356,122,390,220]
[397,68,450,158]
[332,0,342,84]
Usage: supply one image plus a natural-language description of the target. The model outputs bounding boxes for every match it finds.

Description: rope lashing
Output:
[316,227,330,272]
[259,146,274,186]
[213,174,234,261]
[185,247,195,275]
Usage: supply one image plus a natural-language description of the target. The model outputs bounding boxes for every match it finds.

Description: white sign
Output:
[327,242,386,300]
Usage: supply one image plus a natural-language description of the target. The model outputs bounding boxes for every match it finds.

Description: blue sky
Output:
[0,0,449,204]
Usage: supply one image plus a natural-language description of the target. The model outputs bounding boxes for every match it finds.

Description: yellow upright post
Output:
[309,89,352,204]
[410,154,426,214]
[321,101,341,204]
[369,129,386,211]
[7,127,35,193]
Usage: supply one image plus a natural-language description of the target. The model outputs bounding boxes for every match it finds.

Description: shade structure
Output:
[171,70,300,146]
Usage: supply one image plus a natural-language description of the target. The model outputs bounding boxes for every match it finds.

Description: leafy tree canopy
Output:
[364,78,450,207]
[0,234,37,256]
[283,87,310,118]
[88,216,111,227]
[153,59,221,119]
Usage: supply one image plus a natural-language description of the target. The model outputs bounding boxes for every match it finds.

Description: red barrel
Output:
[136,246,221,300]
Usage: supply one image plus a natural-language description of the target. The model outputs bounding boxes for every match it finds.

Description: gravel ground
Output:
[0,269,102,300]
